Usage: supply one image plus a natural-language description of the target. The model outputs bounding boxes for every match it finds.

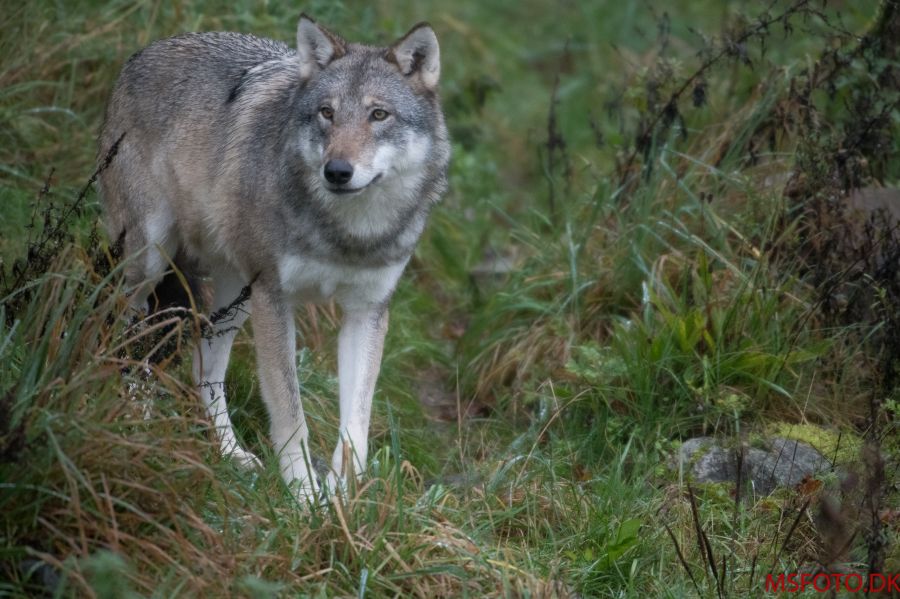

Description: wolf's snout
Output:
[324,159,354,185]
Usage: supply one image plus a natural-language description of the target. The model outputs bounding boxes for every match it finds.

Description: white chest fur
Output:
[277,254,408,308]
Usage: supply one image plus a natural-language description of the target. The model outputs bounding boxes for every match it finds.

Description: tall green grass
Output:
[2,0,897,596]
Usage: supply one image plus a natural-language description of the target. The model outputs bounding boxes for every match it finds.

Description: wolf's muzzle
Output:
[325,173,382,195]
[324,159,354,185]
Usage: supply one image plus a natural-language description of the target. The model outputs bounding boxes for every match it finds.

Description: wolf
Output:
[98,14,450,502]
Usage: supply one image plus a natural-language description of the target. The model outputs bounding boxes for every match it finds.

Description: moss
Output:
[764,422,863,466]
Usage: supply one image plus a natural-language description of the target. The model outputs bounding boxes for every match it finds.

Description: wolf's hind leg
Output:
[121,209,178,315]
[118,211,179,418]
[193,274,260,469]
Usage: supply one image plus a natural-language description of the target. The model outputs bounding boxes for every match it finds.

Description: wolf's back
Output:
[97,33,294,239]
[102,32,291,137]
[100,33,294,155]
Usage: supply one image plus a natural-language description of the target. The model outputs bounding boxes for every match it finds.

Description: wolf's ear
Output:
[387,23,440,90]
[296,14,346,78]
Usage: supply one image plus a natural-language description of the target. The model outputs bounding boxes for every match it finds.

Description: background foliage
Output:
[1,0,898,596]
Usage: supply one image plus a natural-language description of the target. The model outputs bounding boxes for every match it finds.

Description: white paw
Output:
[292,479,323,507]
[324,471,344,498]
[324,466,367,500]
[225,446,262,470]
[280,453,321,507]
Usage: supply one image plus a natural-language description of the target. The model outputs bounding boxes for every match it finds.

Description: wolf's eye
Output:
[370,108,389,121]
[319,106,334,120]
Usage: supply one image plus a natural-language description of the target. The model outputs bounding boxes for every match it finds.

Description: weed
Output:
[1,1,897,596]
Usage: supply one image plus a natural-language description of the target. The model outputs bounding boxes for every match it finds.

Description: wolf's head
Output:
[292,15,447,210]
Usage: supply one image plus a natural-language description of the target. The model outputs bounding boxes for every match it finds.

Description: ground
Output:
[1,1,898,597]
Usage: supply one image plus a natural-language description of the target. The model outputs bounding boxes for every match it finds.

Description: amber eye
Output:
[371,108,389,121]
[319,106,334,120]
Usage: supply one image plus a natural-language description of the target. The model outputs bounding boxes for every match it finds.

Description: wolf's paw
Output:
[293,481,323,508]
[279,453,322,508]
[323,471,346,499]
[226,446,262,470]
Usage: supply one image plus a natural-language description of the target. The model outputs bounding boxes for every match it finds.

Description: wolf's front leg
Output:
[327,305,389,494]
[251,285,318,503]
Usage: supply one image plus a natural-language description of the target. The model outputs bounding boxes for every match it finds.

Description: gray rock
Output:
[677,437,734,483]
[675,436,832,495]
[750,437,832,494]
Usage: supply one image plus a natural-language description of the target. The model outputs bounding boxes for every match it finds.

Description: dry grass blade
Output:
[770,497,812,571]
[687,484,722,599]
[664,522,702,597]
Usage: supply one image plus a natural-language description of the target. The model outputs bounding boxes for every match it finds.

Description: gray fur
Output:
[99,15,450,502]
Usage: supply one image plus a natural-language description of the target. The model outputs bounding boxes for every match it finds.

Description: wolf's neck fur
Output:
[311,183,430,264]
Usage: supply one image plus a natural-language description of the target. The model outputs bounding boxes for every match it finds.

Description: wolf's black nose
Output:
[324,159,354,185]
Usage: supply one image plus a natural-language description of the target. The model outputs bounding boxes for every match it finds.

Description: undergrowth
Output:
[1,0,898,596]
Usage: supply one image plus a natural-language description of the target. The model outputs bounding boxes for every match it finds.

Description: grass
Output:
[2,0,899,596]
